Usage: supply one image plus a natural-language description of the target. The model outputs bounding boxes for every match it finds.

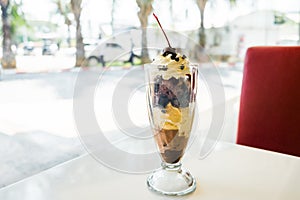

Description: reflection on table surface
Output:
[0,139,299,200]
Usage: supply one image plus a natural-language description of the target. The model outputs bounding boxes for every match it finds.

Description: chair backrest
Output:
[236,46,300,157]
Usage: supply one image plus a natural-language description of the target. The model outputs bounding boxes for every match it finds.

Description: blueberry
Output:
[154,83,159,93]
[169,77,179,85]
[171,97,180,108]
[158,95,170,108]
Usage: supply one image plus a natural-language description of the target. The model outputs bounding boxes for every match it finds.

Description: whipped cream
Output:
[151,51,190,79]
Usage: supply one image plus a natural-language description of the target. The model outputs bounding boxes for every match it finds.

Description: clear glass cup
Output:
[144,63,198,196]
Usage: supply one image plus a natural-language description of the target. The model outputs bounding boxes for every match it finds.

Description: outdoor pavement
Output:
[0,56,244,188]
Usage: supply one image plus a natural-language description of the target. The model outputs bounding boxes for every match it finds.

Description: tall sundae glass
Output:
[144,14,198,196]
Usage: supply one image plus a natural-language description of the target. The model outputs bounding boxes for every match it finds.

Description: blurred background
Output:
[0,0,298,71]
[0,0,299,189]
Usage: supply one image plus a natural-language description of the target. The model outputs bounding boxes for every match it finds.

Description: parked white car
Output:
[85,41,138,67]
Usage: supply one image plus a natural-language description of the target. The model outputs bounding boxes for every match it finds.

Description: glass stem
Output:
[162,162,182,172]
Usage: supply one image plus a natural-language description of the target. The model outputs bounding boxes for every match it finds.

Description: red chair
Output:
[236,46,300,157]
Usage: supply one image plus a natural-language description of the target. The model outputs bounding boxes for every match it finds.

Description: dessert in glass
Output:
[144,14,198,196]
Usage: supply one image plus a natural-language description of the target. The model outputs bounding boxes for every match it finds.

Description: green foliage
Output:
[10,5,27,32]
[3,0,29,43]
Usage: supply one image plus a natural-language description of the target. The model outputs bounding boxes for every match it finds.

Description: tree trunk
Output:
[67,25,71,48]
[138,14,150,64]
[196,0,207,48]
[71,0,85,67]
[199,10,206,48]
[74,15,84,67]
[169,0,174,28]
[0,0,16,69]
[136,0,153,64]
[111,0,116,34]
[56,0,72,48]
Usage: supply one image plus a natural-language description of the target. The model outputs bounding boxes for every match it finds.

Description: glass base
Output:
[147,162,196,196]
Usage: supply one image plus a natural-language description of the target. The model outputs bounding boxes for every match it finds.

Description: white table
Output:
[0,140,299,200]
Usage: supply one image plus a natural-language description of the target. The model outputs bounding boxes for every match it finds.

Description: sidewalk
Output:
[0,61,244,188]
